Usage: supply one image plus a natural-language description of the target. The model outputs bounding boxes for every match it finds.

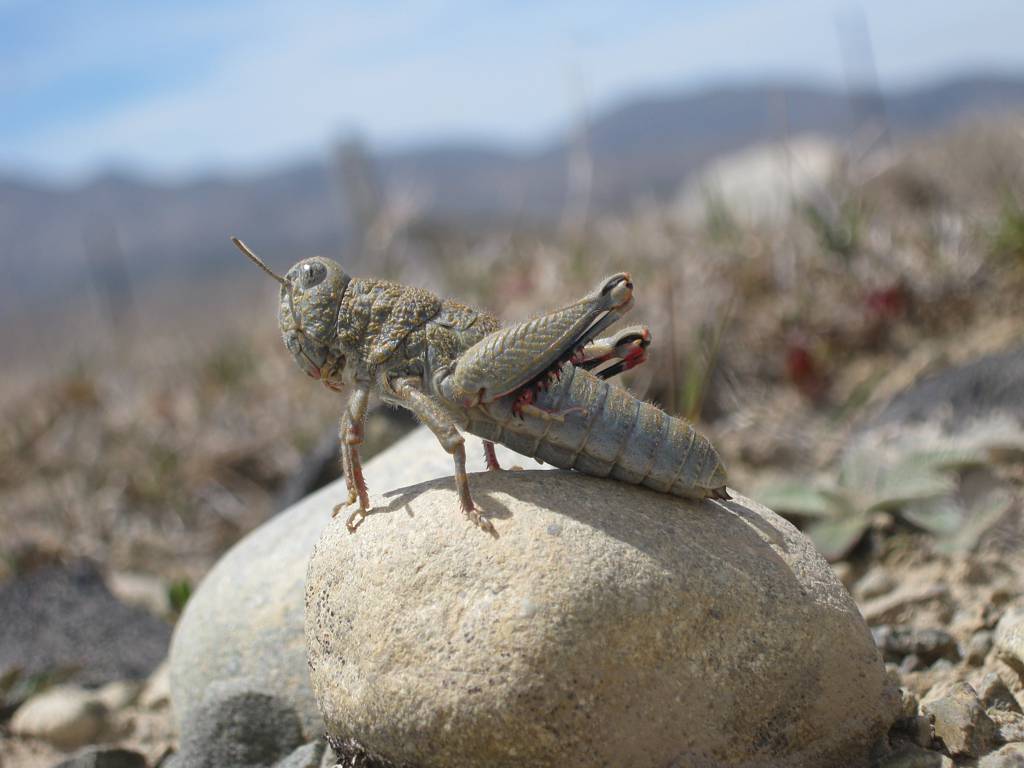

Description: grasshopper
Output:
[233,237,729,534]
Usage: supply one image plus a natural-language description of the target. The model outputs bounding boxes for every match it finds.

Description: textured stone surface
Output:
[175,679,305,768]
[169,427,539,737]
[306,470,897,768]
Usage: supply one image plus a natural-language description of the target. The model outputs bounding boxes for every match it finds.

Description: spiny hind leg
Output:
[575,325,651,380]
[482,439,525,471]
[438,273,635,408]
[390,376,496,535]
[332,385,371,531]
[483,440,502,471]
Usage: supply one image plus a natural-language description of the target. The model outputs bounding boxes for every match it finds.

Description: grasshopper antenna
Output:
[232,236,305,332]
[232,236,288,286]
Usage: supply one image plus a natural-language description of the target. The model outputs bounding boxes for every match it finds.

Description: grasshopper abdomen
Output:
[463,363,729,500]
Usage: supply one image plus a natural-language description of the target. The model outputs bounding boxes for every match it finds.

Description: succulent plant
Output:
[756,446,990,560]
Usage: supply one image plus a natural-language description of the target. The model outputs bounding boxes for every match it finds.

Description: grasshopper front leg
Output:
[332,384,371,531]
[386,375,497,535]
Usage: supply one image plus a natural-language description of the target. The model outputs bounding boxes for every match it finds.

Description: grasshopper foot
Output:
[344,506,369,533]
[333,487,372,533]
[463,502,497,536]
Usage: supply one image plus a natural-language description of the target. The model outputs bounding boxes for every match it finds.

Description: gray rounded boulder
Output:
[306,470,898,768]
[169,427,537,737]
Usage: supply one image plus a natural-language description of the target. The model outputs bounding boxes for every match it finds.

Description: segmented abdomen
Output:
[462,364,728,498]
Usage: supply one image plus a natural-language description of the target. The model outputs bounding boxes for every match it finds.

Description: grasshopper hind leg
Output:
[575,325,651,380]
[483,440,502,471]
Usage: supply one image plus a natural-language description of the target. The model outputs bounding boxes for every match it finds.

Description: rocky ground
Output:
[2,118,1024,766]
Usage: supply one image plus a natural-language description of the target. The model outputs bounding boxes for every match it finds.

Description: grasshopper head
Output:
[278,257,351,384]
[232,238,351,387]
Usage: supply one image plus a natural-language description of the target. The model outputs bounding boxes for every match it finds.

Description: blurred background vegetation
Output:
[2,1,1024,585]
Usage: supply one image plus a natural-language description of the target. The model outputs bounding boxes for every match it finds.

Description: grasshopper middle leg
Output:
[389,376,496,535]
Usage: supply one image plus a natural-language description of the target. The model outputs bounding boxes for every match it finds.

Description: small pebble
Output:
[53,746,147,768]
[978,672,1022,714]
[980,742,1024,767]
[995,604,1024,673]
[875,743,953,767]
[900,654,925,674]
[988,709,1024,744]
[96,680,141,712]
[873,625,961,666]
[900,687,920,719]
[968,630,996,667]
[909,715,934,749]
[139,661,171,710]
[921,681,997,758]
[10,685,108,751]
[276,740,326,768]
[855,568,896,601]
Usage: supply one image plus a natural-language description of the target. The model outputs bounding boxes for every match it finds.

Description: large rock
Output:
[0,559,170,688]
[305,470,898,768]
[169,427,538,737]
[676,135,838,226]
[174,679,305,768]
[864,345,1024,432]
[850,345,1024,458]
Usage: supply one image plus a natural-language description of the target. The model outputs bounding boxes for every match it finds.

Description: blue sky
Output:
[2,0,1023,182]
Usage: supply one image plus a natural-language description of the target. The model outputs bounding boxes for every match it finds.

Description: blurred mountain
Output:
[3,74,1024,312]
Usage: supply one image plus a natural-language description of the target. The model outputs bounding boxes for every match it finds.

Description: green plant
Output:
[756,447,987,560]
[990,196,1024,264]
[904,487,1014,554]
[168,578,193,614]
[704,194,740,245]
[801,197,864,261]
[679,299,734,423]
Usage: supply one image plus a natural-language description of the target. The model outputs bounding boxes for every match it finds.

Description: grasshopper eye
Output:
[299,261,327,289]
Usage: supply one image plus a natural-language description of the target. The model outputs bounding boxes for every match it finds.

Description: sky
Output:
[2,0,1023,183]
